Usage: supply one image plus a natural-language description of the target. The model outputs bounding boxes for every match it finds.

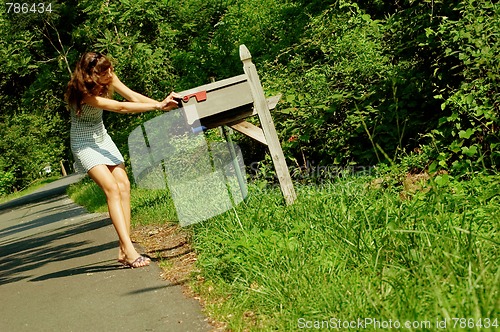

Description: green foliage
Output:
[0,171,15,196]
[429,0,500,173]
[1,0,499,195]
[0,1,74,193]
[0,112,65,192]
[191,175,499,330]
[76,0,177,94]
[260,0,497,174]
[253,0,456,171]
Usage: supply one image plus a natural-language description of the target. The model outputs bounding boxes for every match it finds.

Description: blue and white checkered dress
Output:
[70,104,124,173]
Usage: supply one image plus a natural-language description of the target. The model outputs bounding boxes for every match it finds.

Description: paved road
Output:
[0,174,211,332]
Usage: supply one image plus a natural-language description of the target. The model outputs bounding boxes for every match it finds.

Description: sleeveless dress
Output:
[70,104,124,173]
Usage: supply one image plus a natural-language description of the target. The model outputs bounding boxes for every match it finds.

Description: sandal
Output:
[122,256,151,269]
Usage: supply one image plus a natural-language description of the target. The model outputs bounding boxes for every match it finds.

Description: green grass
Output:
[191,176,499,330]
[67,177,108,213]
[0,176,61,204]
[67,174,500,331]
[67,176,178,223]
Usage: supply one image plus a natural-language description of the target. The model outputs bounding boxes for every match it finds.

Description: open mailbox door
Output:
[128,107,248,227]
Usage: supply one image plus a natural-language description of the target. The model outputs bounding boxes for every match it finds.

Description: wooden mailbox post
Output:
[178,45,297,205]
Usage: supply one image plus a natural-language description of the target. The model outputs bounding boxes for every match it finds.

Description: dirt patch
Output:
[400,172,431,199]
[131,223,197,285]
[131,223,227,331]
[370,171,437,200]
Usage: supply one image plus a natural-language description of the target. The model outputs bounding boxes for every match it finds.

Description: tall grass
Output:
[191,175,499,331]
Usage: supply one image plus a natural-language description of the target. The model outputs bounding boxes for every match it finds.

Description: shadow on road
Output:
[0,198,89,241]
[0,209,116,286]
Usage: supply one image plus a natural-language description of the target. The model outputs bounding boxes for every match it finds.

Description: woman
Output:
[65,52,180,268]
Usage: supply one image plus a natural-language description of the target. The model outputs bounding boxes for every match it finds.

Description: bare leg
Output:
[109,164,132,262]
[88,164,149,267]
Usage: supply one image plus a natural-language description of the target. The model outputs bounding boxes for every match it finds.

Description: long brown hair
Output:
[65,52,114,115]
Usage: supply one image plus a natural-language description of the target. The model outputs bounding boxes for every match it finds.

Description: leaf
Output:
[447,112,459,122]
[435,174,450,186]
[465,94,474,105]
[449,140,462,153]
[279,108,294,114]
[361,14,371,22]
[438,117,448,126]
[461,145,478,157]
[458,128,475,139]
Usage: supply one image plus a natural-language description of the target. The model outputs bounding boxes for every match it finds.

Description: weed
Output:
[191,175,499,330]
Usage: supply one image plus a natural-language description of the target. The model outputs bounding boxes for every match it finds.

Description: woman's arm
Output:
[111,73,159,103]
[81,72,180,113]
[82,95,165,114]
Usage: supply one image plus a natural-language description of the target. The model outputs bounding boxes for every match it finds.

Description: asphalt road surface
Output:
[0,174,211,332]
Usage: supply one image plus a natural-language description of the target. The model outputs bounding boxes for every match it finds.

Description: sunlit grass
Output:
[67,176,108,213]
[191,175,500,331]
[67,177,177,223]
[0,176,61,204]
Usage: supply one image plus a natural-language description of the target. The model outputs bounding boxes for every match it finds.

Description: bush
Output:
[261,2,396,167]
[428,0,500,173]
[0,171,15,196]
[0,112,65,192]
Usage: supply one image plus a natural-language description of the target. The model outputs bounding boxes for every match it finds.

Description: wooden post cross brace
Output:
[178,45,297,205]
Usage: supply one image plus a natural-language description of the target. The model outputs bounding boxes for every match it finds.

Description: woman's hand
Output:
[159,92,182,111]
